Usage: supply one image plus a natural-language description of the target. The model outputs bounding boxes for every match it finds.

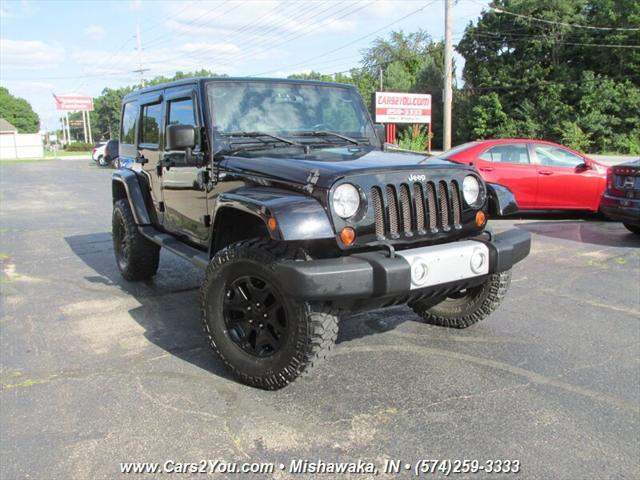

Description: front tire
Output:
[410,270,512,328]
[98,155,107,167]
[200,239,338,390]
[623,223,640,235]
[112,199,160,281]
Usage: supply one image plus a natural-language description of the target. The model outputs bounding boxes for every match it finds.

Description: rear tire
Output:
[112,199,160,281]
[98,155,107,167]
[623,223,640,234]
[200,239,338,390]
[410,270,512,328]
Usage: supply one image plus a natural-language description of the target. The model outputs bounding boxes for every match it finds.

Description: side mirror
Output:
[166,124,195,150]
[374,124,385,145]
[575,162,588,172]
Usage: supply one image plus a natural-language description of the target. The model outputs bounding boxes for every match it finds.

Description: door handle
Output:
[538,170,553,175]
[479,167,494,172]
[135,155,148,164]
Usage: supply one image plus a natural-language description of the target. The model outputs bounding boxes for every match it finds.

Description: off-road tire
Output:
[112,199,160,281]
[200,239,338,390]
[410,270,512,328]
[623,223,640,235]
[98,155,107,167]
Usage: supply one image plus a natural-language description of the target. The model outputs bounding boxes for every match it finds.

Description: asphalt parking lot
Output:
[1,158,639,479]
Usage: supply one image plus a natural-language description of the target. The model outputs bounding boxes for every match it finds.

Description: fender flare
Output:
[486,182,519,216]
[111,169,152,225]
[212,186,335,242]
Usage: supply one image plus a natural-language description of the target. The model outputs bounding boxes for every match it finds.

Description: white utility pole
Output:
[82,110,88,143]
[60,117,67,145]
[133,24,148,89]
[443,0,453,151]
[87,111,93,144]
[65,112,72,144]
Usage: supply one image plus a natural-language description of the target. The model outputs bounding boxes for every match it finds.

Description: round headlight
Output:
[333,183,360,219]
[462,175,481,206]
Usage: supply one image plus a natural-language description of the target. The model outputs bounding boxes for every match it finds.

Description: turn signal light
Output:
[475,210,486,227]
[339,227,356,245]
[267,216,277,231]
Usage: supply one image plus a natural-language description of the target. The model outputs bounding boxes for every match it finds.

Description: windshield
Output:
[206,81,378,147]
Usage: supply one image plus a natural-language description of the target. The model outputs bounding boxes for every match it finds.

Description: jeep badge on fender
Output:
[111,77,531,390]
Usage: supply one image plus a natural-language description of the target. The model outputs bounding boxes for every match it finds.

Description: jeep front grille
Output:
[371,181,462,239]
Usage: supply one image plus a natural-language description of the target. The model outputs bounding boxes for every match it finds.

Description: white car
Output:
[92,142,108,165]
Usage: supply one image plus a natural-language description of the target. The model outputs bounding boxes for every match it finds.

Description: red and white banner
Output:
[375,92,431,124]
[53,94,94,111]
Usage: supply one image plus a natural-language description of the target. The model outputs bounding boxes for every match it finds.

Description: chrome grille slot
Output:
[370,178,463,240]
[438,181,449,228]
[451,181,461,225]
[413,183,425,231]
[386,185,399,235]
[371,187,385,238]
[399,184,412,233]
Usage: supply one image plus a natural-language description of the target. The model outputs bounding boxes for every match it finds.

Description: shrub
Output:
[398,125,431,151]
[64,142,94,151]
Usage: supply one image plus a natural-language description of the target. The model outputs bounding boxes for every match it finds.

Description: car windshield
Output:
[206,81,378,149]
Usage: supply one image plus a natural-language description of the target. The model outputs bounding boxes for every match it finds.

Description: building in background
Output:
[0,118,44,160]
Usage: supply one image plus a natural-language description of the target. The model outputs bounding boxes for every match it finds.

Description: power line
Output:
[152,0,368,71]
[456,30,640,49]
[251,0,437,77]
[488,5,640,31]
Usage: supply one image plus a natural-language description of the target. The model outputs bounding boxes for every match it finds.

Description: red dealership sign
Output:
[375,92,431,123]
[53,94,94,111]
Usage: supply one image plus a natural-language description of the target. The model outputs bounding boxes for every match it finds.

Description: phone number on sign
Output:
[412,459,520,476]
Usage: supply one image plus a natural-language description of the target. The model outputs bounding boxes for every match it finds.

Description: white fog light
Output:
[411,258,430,287]
[332,183,360,219]
[470,248,487,274]
[463,175,481,206]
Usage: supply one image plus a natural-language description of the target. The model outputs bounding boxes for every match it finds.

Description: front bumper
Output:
[276,228,531,301]
[600,194,640,227]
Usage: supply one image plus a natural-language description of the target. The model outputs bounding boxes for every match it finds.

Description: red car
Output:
[442,139,609,212]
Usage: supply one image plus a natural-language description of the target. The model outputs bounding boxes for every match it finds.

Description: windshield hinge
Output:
[303,169,320,194]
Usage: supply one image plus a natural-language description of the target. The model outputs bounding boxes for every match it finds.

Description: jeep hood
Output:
[221,147,468,189]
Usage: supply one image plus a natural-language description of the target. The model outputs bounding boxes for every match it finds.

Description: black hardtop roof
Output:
[123,77,356,102]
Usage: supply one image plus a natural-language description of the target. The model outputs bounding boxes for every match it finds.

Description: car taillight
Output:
[606,168,613,190]
[92,148,96,154]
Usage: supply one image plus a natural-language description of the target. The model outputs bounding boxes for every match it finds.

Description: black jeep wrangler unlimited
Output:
[112,78,530,389]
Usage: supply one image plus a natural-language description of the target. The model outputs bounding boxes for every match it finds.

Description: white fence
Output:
[0,133,43,160]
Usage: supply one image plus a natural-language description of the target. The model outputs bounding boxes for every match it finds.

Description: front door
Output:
[530,143,602,210]
[160,91,209,244]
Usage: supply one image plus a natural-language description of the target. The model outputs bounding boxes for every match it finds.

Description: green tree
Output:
[0,87,40,133]
[456,0,640,153]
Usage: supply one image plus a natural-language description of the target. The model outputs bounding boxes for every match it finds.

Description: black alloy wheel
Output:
[113,213,129,271]
[223,275,288,357]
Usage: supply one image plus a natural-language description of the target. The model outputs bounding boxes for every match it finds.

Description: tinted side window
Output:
[141,103,162,145]
[168,98,195,126]
[483,144,530,164]
[121,102,138,145]
[534,144,584,167]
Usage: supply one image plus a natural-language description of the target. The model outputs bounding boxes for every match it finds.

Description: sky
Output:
[0,0,490,131]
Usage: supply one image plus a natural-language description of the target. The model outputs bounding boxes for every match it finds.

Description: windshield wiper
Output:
[294,130,361,145]
[223,131,303,147]
[214,142,305,160]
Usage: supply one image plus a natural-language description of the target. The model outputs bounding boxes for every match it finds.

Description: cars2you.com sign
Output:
[375,92,431,123]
